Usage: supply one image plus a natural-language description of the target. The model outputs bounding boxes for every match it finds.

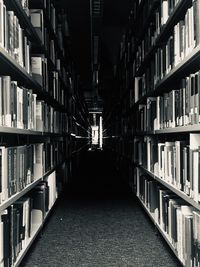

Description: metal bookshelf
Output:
[137,197,183,266]
[115,1,200,267]
[125,44,200,117]
[0,46,66,112]
[135,0,190,76]
[0,178,42,212]
[0,1,71,267]
[155,45,200,93]
[139,166,200,211]
[0,162,65,213]
[14,197,58,267]
[155,125,200,134]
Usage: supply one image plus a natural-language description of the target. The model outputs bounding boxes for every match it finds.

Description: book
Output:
[30,9,44,44]
[0,210,10,267]
[30,182,49,218]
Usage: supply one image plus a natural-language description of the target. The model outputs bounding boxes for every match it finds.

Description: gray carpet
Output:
[21,194,182,267]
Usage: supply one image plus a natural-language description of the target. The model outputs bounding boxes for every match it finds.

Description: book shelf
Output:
[0,45,67,113]
[135,0,191,76]
[106,0,200,266]
[14,196,58,267]
[0,1,89,266]
[154,45,200,92]
[125,44,200,117]
[5,0,42,44]
[138,165,200,212]
[137,197,182,266]
[0,161,64,213]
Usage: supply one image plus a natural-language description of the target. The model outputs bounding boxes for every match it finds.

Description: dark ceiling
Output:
[57,0,132,96]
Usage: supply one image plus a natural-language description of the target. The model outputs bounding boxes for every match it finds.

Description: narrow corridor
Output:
[22,151,181,267]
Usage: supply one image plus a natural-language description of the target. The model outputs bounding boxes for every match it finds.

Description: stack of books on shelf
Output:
[0,140,65,205]
[134,69,200,132]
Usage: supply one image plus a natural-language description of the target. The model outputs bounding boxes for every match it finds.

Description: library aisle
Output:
[21,151,181,267]
[2,0,200,266]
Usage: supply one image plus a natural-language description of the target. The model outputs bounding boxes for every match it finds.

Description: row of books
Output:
[0,1,31,73]
[134,134,200,202]
[0,172,57,267]
[30,8,66,64]
[154,7,196,84]
[0,1,69,92]
[0,75,67,133]
[43,140,64,173]
[29,4,69,58]
[135,70,200,131]
[31,55,66,103]
[36,100,68,133]
[29,0,69,39]
[135,171,200,267]
[0,141,63,204]
[28,6,69,85]
[136,0,183,64]
[135,0,199,76]
[155,0,181,39]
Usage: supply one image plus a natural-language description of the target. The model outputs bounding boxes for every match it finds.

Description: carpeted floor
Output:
[21,151,182,267]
